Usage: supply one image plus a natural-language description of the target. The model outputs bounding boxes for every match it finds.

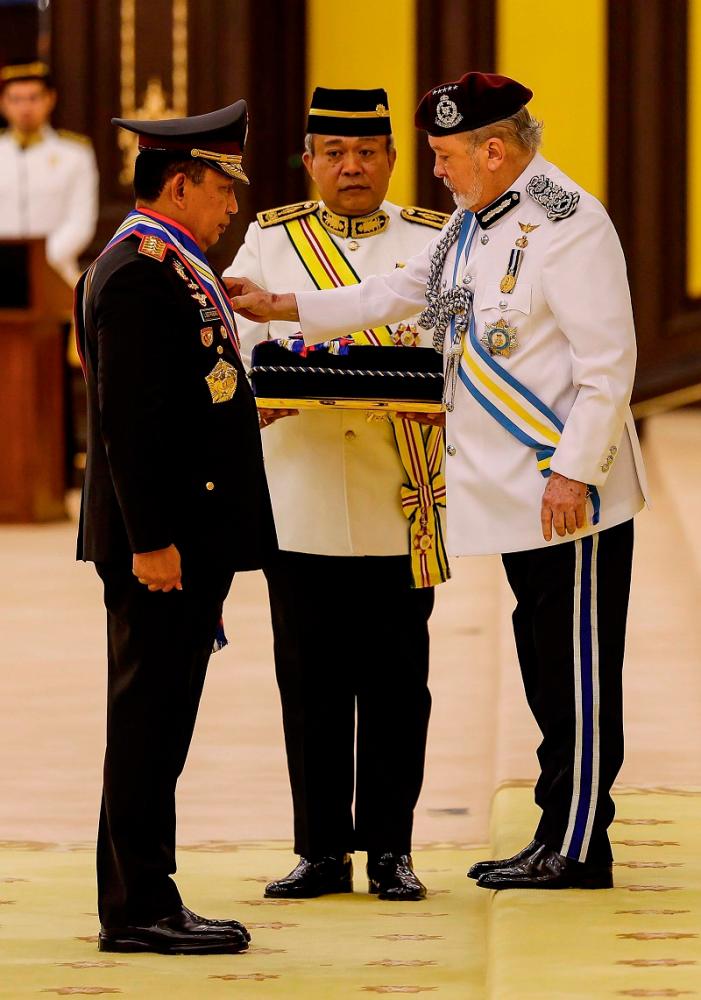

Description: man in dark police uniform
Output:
[75,102,277,954]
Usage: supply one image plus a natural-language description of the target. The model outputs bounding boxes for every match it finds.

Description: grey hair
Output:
[465,107,543,155]
[304,133,396,156]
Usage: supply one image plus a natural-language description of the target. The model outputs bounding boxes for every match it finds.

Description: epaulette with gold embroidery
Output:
[401,206,450,230]
[57,128,93,146]
[137,234,168,261]
[257,200,319,229]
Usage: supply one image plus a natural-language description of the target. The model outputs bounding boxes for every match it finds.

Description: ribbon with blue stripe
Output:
[450,213,600,525]
[103,209,241,354]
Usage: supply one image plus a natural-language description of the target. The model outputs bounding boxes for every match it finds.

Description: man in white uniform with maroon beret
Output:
[228,71,648,891]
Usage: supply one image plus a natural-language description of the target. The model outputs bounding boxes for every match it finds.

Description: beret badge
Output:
[435,91,463,129]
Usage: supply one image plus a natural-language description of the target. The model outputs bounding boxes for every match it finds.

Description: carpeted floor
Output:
[0,843,488,999]
[2,788,699,999]
[487,786,701,999]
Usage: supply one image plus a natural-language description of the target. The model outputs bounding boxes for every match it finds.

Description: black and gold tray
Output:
[249,343,444,411]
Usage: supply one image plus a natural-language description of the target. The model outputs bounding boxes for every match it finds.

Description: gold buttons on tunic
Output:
[217,345,224,355]
[344,429,356,441]
[206,481,215,491]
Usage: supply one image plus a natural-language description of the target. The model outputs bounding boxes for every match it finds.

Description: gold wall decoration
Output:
[118,0,189,185]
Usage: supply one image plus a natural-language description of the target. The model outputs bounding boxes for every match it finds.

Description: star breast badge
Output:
[481,318,519,358]
[205,359,238,403]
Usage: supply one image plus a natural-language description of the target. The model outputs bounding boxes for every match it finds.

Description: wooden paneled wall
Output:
[49,0,307,271]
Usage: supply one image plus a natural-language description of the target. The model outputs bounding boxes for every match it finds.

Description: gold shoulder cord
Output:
[401,206,451,230]
[257,201,319,229]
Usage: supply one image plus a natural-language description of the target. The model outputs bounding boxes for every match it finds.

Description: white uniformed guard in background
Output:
[0,61,98,285]
[229,71,649,892]
[226,86,450,903]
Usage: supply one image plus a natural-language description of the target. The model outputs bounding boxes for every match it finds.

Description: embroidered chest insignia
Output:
[138,235,167,261]
[200,326,214,347]
[515,221,540,248]
[205,359,238,403]
[173,257,199,290]
[526,175,580,220]
[481,318,519,358]
[435,92,463,129]
[191,290,208,307]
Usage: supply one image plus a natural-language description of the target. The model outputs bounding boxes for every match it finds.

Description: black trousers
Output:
[265,551,434,858]
[502,519,634,865]
[95,557,234,928]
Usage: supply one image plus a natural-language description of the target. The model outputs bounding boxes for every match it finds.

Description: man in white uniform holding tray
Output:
[226,87,450,902]
[229,72,648,891]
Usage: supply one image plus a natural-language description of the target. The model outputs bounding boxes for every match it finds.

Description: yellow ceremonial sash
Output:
[392,418,449,588]
[283,213,450,588]
[284,214,394,346]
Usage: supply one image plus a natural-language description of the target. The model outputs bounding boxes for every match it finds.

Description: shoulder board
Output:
[257,200,319,229]
[525,174,579,221]
[401,206,451,230]
[57,128,93,147]
[136,234,169,262]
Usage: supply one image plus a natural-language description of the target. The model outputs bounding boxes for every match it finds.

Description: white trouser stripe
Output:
[579,533,601,861]
[562,539,584,856]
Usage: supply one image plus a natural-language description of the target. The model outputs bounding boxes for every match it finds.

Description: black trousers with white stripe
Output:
[502,519,634,865]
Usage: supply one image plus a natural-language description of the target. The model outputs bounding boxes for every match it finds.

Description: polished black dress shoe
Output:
[367,853,427,901]
[98,904,251,954]
[476,844,613,890]
[467,839,542,880]
[264,855,353,898]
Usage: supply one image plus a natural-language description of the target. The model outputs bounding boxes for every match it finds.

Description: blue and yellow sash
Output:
[451,213,600,524]
[283,212,450,588]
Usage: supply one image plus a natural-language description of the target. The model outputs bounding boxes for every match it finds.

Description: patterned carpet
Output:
[2,789,699,999]
[0,842,487,999]
[488,786,701,999]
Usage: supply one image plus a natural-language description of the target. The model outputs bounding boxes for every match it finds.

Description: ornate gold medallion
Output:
[391,323,420,347]
[205,359,238,403]
[481,318,519,358]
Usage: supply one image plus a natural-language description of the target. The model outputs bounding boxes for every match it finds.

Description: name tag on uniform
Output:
[200,306,219,322]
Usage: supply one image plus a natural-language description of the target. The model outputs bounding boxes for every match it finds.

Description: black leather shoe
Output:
[476,844,613,890]
[98,905,251,954]
[467,839,542,880]
[367,853,427,901]
[264,855,353,898]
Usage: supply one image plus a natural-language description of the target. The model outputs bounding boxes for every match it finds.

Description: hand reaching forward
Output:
[540,472,588,541]
[224,277,299,323]
[258,406,299,429]
[133,544,182,592]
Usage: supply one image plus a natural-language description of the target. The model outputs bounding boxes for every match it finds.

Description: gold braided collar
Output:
[319,204,390,239]
[10,128,45,150]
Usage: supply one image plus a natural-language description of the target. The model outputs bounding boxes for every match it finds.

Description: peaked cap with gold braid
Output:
[113,100,250,184]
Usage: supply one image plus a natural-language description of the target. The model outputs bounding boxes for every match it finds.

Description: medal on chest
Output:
[481,318,519,358]
[499,221,539,294]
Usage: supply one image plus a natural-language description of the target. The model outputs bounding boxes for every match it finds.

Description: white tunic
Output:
[295,155,648,557]
[226,200,445,556]
[0,126,99,285]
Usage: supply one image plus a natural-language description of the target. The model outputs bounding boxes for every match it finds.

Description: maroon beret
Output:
[415,71,533,137]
